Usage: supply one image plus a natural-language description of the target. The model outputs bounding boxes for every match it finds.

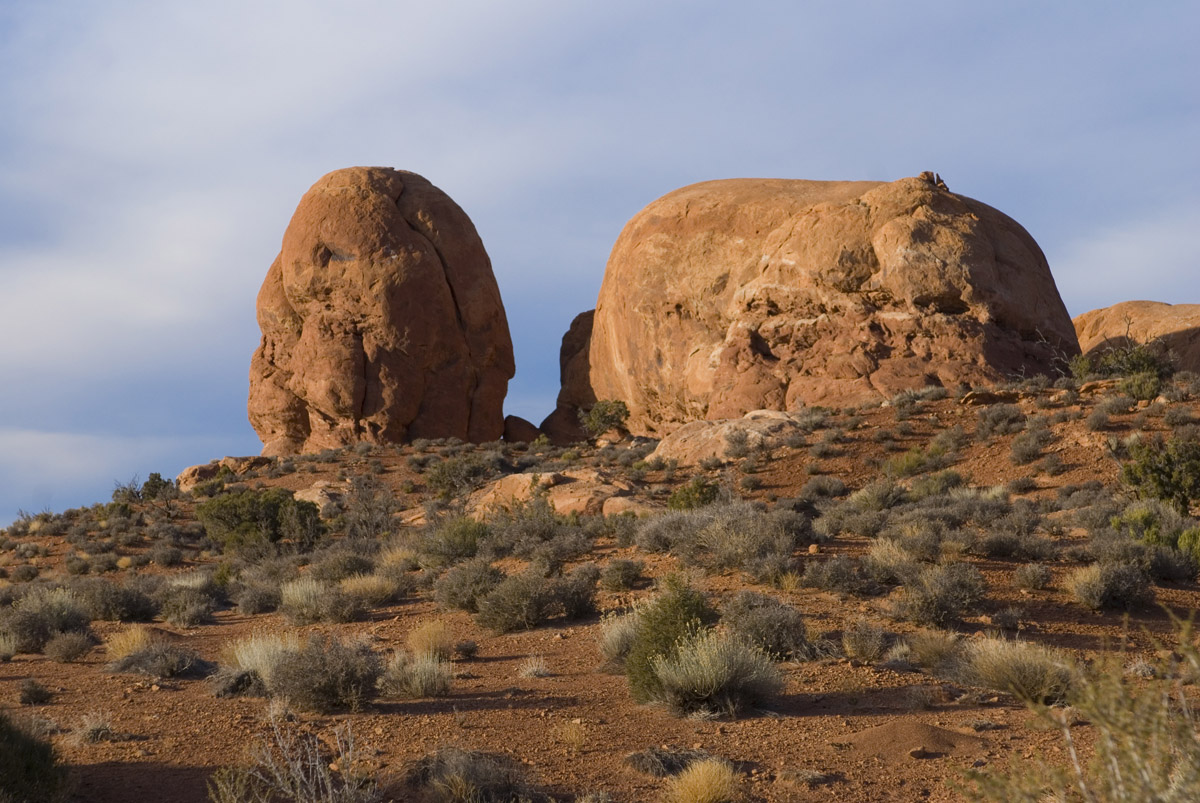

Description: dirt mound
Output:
[833,720,985,762]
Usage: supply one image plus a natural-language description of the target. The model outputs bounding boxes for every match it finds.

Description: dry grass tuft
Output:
[662,757,738,803]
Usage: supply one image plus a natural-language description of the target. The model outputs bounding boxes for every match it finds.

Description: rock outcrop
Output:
[553,174,1078,437]
[249,167,514,455]
[1074,301,1200,374]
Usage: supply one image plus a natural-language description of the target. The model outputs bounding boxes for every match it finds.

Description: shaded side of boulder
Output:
[249,167,514,456]
[539,310,595,444]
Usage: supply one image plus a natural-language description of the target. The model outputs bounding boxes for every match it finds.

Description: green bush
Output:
[667,477,719,510]
[1120,370,1163,401]
[1121,435,1200,515]
[425,451,506,499]
[196,488,320,553]
[0,709,70,802]
[417,516,488,569]
[1067,562,1151,610]
[579,399,630,438]
[625,577,717,704]
[1070,340,1174,382]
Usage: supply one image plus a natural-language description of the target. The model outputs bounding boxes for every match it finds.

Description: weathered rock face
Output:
[1074,301,1200,374]
[249,167,515,455]
[556,174,1078,436]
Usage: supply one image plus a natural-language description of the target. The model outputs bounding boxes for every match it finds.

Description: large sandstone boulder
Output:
[1074,301,1200,374]
[554,174,1078,437]
[249,167,515,455]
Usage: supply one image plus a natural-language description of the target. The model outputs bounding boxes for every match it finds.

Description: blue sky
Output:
[0,1,1196,523]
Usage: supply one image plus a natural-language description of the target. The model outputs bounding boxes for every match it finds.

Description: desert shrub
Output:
[625,577,717,704]
[977,404,1025,439]
[380,650,452,698]
[1010,426,1055,465]
[909,470,965,501]
[624,746,714,777]
[342,474,395,539]
[841,619,889,662]
[668,477,720,510]
[579,399,630,437]
[0,632,15,662]
[1148,545,1198,583]
[44,631,93,663]
[112,640,207,677]
[649,627,781,717]
[434,559,505,613]
[426,451,507,499]
[233,581,281,614]
[965,620,1200,802]
[417,516,487,569]
[406,619,453,660]
[862,539,922,585]
[403,747,537,803]
[798,475,847,500]
[0,709,70,802]
[339,573,404,608]
[1071,339,1174,381]
[1119,370,1163,401]
[599,610,641,668]
[801,555,868,595]
[196,488,319,553]
[1121,435,1200,515]
[599,558,644,591]
[720,591,809,660]
[963,637,1073,704]
[1013,563,1052,591]
[149,544,183,566]
[904,629,964,674]
[309,550,376,583]
[75,579,158,622]
[19,678,53,705]
[474,567,595,633]
[1096,394,1137,417]
[1,587,92,653]
[661,757,738,803]
[207,714,377,803]
[1067,562,1151,610]
[897,563,986,626]
[279,577,363,625]
[883,447,946,478]
[159,586,216,627]
[268,635,381,714]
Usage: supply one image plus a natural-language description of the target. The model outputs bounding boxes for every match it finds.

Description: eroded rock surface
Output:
[1074,301,1200,374]
[556,174,1078,437]
[249,167,514,455]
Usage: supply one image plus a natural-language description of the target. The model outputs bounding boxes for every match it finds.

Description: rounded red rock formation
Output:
[249,167,514,455]
[558,175,1078,436]
[1074,301,1200,374]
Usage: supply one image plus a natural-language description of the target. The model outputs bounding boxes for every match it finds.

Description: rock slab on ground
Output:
[249,167,514,456]
[555,174,1079,436]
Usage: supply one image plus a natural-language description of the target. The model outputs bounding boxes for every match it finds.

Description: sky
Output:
[0,1,1196,523]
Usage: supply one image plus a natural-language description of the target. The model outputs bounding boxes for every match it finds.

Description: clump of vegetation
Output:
[842,619,889,662]
[1066,562,1151,611]
[667,477,719,510]
[403,747,539,803]
[1121,435,1200,515]
[963,637,1073,704]
[965,619,1200,802]
[648,627,782,717]
[625,577,718,704]
[434,559,506,613]
[721,591,809,660]
[380,650,453,698]
[896,563,986,626]
[977,404,1026,439]
[196,488,320,553]
[579,399,630,438]
[1069,339,1174,383]
[0,709,71,802]
[662,757,739,803]
[0,586,92,654]
[266,634,381,714]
